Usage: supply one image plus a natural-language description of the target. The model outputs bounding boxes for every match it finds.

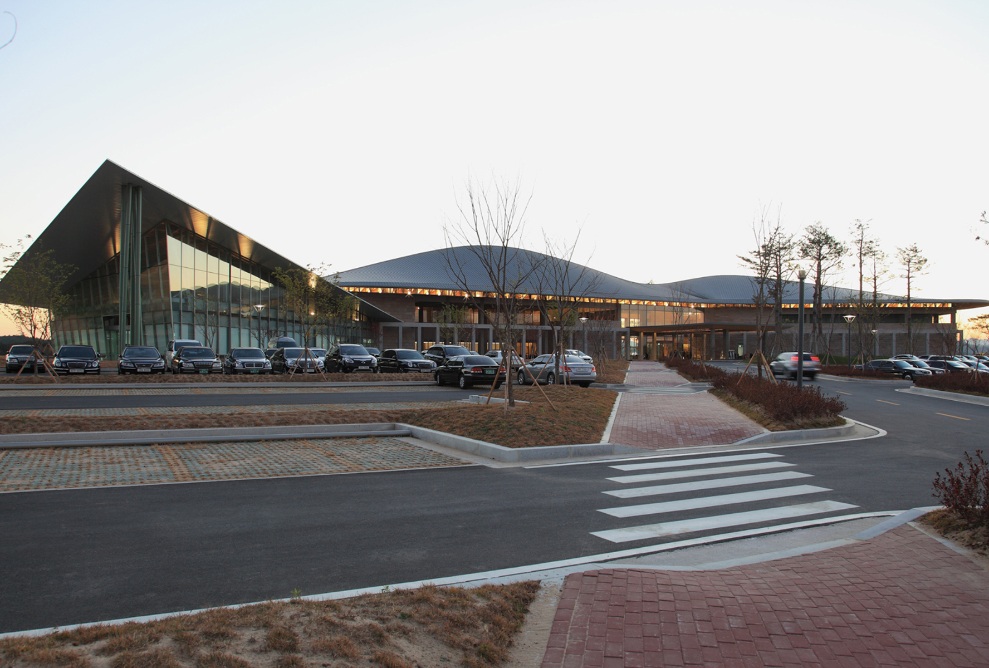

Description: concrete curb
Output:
[899,386,989,407]
[732,418,883,446]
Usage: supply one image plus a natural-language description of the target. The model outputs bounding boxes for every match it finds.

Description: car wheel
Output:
[435,373,444,386]
[904,373,913,381]
[546,372,555,385]
[458,375,469,389]
[517,370,526,385]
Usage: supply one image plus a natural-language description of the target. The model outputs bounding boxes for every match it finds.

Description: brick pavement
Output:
[542,526,989,667]
[0,437,468,492]
[608,362,765,448]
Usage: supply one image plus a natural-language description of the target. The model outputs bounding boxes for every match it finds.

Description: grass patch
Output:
[0,582,540,668]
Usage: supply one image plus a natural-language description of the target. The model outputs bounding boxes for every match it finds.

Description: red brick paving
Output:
[542,526,989,667]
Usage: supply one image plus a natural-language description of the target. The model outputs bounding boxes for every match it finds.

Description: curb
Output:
[733,418,883,446]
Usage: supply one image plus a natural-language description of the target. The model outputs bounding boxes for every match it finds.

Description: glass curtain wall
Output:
[54,222,371,357]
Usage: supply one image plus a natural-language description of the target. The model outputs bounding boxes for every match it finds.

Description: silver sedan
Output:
[517,354,597,387]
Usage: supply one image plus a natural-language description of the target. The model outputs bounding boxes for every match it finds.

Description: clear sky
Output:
[2,0,988,336]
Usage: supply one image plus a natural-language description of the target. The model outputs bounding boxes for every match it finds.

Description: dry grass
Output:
[711,389,846,432]
[0,582,541,668]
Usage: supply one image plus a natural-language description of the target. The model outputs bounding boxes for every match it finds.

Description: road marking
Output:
[608,461,795,484]
[604,471,812,498]
[876,399,900,406]
[598,485,831,518]
[591,501,859,543]
[936,412,970,421]
[611,452,782,471]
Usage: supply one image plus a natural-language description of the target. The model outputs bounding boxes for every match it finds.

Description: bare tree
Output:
[1,237,74,355]
[849,219,880,364]
[443,176,537,408]
[437,303,472,348]
[531,230,600,383]
[798,222,847,357]
[896,243,929,353]
[738,211,775,375]
[272,264,355,370]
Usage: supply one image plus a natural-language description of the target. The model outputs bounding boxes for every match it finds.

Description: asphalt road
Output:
[0,374,985,634]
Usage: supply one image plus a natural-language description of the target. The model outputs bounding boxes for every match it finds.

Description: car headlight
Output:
[120,361,135,368]
[342,356,353,363]
[88,361,99,368]
[54,359,64,367]
[263,360,271,369]
[212,361,222,368]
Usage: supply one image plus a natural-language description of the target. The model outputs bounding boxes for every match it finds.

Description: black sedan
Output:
[170,346,222,374]
[117,345,166,374]
[5,344,39,374]
[222,347,272,374]
[861,358,932,380]
[270,347,321,374]
[378,349,436,373]
[434,355,506,389]
[925,359,972,374]
[52,345,103,375]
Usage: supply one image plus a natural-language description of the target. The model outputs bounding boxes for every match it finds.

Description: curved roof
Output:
[336,246,987,308]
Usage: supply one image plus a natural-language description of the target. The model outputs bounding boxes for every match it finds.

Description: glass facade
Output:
[54,222,370,357]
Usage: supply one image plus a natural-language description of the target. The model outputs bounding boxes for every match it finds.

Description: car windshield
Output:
[340,345,369,355]
[283,348,306,357]
[59,346,97,359]
[396,350,424,360]
[181,348,214,359]
[8,345,33,355]
[123,347,159,357]
[310,349,326,356]
[231,348,265,358]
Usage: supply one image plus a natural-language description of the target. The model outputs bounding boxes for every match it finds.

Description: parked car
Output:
[861,358,932,380]
[307,348,327,371]
[4,344,40,374]
[960,359,989,373]
[565,349,594,363]
[423,344,472,367]
[377,348,436,373]
[222,347,272,374]
[517,353,597,387]
[434,354,506,389]
[892,354,922,361]
[325,343,378,373]
[904,359,944,375]
[165,339,202,371]
[365,347,381,359]
[270,347,321,374]
[484,350,525,368]
[769,352,821,380]
[924,359,972,374]
[52,344,103,375]
[117,345,166,374]
[170,346,222,374]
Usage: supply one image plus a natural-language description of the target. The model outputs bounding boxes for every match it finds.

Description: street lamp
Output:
[843,314,856,368]
[796,268,807,389]
[253,304,265,348]
[871,328,878,360]
[579,317,588,353]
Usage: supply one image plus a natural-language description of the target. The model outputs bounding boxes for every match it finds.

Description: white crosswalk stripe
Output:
[592,451,858,544]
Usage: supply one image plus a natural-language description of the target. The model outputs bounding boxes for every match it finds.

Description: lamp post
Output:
[579,316,588,353]
[796,268,807,389]
[843,314,856,368]
[253,304,265,348]
[871,328,878,360]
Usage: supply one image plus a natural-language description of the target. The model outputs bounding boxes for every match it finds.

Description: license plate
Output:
[137,368,150,373]
[199,369,209,375]
[250,369,259,374]
[69,368,83,374]
[484,369,495,375]
[358,366,369,370]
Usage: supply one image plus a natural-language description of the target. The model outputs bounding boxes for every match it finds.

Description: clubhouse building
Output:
[2,161,985,361]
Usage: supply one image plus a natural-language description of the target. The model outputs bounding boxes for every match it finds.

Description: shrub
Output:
[932,450,989,528]
[915,373,989,396]
[665,356,846,424]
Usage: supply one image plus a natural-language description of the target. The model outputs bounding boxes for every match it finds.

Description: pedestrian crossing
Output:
[591,452,858,544]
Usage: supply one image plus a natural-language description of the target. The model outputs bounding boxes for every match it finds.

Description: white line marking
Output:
[598,485,831,518]
[611,452,782,471]
[609,461,795,484]
[592,501,858,543]
[604,471,812,498]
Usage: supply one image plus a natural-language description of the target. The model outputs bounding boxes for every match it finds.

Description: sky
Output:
[2,0,989,336]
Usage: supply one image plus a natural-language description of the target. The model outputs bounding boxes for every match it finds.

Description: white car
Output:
[566,349,593,363]
[769,352,821,380]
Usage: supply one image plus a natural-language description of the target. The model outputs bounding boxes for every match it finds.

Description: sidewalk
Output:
[537,361,989,667]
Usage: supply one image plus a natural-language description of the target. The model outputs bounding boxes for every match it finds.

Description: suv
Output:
[769,351,821,380]
[5,344,39,374]
[325,343,378,373]
[52,344,103,375]
[165,339,202,371]
[424,344,471,367]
